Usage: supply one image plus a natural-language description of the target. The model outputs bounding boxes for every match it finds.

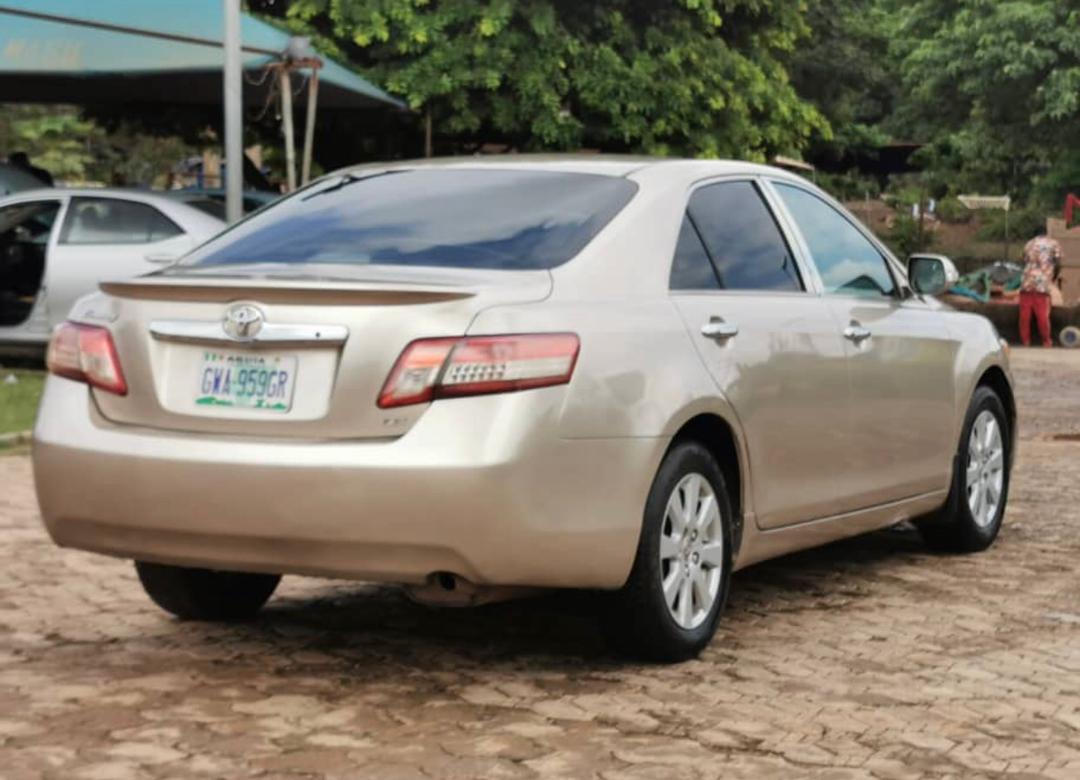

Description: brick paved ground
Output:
[1,348,1078,779]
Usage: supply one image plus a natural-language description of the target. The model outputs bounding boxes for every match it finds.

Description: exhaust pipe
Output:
[404,572,540,607]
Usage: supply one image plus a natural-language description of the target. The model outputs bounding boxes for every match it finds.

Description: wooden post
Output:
[918,181,926,251]
[280,66,297,192]
[424,108,433,158]
[301,67,319,185]
[1005,200,1011,261]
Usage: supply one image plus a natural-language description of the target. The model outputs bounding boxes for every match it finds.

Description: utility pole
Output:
[223,0,243,223]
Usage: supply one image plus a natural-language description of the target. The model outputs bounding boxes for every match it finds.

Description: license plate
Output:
[194,350,298,413]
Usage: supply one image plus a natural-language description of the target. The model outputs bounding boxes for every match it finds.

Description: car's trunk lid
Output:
[88,265,551,439]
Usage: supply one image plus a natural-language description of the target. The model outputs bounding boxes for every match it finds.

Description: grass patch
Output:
[0,370,45,437]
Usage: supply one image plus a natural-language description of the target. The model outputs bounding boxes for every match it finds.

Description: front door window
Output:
[774,183,896,298]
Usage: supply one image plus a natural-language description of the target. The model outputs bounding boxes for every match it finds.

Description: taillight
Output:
[46,322,128,396]
[378,333,579,408]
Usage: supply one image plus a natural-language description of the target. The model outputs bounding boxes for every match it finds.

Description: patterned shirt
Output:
[1021,236,1062,294]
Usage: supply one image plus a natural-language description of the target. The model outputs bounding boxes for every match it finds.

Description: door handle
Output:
[144,252,180,265]
[702,318,739,341]
[843,323,872,343]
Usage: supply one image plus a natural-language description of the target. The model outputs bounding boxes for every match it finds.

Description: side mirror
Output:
[908,254,959,297]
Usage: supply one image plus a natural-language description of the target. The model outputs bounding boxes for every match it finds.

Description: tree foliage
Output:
[890,0,1080,199]
[0,105,198,186]
[262,0,828,159]
[5,0,1072,206]
[787,0,895,164]
[0,106,95,181]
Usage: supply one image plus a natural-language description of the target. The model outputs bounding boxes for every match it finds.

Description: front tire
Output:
[135,561,280,621]
[606,441,733,662]
[917,386,1011,553]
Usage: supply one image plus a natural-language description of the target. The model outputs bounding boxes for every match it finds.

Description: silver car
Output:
[0,188,223,352]
[33,158,1015,661]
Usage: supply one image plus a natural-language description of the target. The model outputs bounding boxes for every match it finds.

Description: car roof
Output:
[335,154,812,184]
[0,187,226,231]
[167,188,280,203]
[12,185,187,203]
[0,186,200,207]
[0,186,230,212]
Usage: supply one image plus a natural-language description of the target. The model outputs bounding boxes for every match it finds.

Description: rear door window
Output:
[686,181,803,291]
[175,169,638,271]
[60,198,183,245]
[669,214,720,290]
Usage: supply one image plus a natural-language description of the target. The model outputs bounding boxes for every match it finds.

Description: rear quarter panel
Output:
[466,296,749,583]
[466,298,723,440]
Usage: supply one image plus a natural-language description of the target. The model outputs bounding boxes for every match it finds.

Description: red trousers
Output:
[1019,291,1052,347]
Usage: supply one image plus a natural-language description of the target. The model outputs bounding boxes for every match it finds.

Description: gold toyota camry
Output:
[32,157,1015,661]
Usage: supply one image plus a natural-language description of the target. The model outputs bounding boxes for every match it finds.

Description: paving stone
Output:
[0,348,1078,778]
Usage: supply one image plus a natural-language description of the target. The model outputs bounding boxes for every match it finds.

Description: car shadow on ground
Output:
[201,523,931,670]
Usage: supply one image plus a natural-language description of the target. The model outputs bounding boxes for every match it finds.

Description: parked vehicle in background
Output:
[0,162,47,197]
[163,188,280,221]
[33,158,1015,661]
[0,189,223,353]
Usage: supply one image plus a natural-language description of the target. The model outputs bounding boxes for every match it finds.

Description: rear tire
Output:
[606,441,733,662]
[135,561,280,621]
[917,386,1011,553]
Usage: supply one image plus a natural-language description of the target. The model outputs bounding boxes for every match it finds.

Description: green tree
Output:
[891,0,1080,201]
[0,105,200,186]
[84,122,199,187]
[261,0,828,159]
[0,106,95,181]
[787,0,895,165]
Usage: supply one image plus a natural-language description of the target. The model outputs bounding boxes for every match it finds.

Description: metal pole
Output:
[301,68,319,185]
[222,0,243,223]
[280,66,297,192]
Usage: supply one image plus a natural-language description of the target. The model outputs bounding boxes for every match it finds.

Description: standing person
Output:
[1018,230,1062,347]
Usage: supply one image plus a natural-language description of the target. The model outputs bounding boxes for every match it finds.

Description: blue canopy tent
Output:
[0,1,404,209]
[0,1,401,109]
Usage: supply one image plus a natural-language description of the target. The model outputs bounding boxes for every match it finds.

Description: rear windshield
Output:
[174,169,637,271]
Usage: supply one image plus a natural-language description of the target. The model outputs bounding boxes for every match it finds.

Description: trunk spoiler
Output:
[100,277,475,306]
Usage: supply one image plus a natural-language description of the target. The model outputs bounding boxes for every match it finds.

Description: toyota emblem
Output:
[222,303,265,341]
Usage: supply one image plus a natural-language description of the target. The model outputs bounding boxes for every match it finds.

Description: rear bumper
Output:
[33,377,665,589]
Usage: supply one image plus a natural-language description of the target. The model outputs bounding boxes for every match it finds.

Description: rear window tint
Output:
[669,214,720,290]
[687,182,802,291]
[175,169,637,271]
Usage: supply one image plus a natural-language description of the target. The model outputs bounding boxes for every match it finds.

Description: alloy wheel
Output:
[966,410,1005,528]
[659,473,724,630]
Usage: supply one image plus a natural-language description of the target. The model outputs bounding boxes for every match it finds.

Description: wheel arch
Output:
[975,364,1017,465]
[666,412,747,558]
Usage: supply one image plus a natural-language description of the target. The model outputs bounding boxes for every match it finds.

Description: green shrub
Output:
[889,186,924,209]
[817,172,882,202]
[934,197,972,224]
[975,207,1047,242]
[887,213,935,258]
